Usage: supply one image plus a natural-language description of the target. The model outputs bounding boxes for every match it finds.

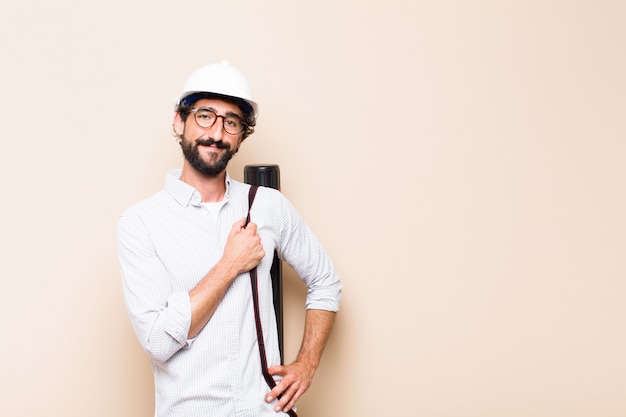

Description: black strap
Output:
[245,185,258,227]
[247,185,297,417]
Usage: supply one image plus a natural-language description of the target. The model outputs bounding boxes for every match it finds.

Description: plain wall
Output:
[1,1,624,416]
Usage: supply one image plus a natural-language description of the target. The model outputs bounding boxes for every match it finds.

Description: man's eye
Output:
[226,118,241,128]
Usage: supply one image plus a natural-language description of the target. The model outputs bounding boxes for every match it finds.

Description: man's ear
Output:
[173,112,185,136]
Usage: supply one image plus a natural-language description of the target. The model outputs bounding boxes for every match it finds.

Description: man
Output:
[117,61,342,417]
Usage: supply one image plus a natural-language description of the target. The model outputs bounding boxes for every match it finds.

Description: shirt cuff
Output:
[163,291,193,345]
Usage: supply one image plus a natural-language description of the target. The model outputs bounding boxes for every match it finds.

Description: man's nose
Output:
[205,117,225,140]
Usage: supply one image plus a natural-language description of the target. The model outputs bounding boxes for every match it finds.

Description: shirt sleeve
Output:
[276,194,342,312]
[117,211,192,363]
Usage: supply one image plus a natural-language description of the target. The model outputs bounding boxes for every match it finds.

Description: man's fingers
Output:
[265,366,309,413]
[232,218,246,230]
[267,365,284,376]
[276,382,303,413]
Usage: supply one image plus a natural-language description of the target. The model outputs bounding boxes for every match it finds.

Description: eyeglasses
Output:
[190,107,246,135]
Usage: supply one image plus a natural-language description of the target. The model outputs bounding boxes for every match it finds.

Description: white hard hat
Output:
[176,61,258,119]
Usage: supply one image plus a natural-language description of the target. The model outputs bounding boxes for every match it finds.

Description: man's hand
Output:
[264,309,337,413]
[221,218,265,275]
[265,361,315,413]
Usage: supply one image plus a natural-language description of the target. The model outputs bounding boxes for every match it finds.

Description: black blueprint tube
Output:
[244,164,284,364]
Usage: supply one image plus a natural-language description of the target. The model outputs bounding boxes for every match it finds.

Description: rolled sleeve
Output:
[277,195,342,312]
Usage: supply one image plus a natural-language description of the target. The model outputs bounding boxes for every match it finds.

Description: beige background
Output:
[1,1,625,416]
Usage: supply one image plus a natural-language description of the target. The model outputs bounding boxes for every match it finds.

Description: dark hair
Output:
[176,92,256,140]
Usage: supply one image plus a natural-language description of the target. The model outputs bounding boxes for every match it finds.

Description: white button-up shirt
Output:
[117,169,342,417]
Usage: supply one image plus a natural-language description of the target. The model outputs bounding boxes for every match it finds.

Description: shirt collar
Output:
[164,168,232,207]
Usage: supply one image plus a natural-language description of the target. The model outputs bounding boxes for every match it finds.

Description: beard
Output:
[180,136,236,177]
